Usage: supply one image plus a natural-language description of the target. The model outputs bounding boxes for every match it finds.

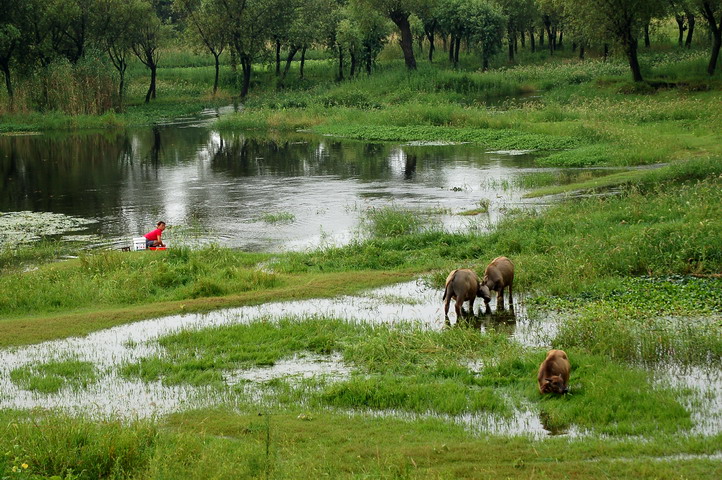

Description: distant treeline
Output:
[0,0,720,111]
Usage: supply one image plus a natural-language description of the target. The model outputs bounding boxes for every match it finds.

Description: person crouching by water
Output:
[144,221,166,249]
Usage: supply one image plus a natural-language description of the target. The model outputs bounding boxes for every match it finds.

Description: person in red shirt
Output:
[144,221,166,248]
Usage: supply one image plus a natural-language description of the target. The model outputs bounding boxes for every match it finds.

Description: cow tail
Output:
[442,272,455,301]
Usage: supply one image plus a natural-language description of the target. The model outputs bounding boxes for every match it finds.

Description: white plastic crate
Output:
[131,237,147,251]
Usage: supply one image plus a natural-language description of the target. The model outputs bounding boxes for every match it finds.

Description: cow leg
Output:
[508,282,514,305]
[455,300,462,318]
[469,297,476,316]
[444,296,452,317]
[497,288,505,310]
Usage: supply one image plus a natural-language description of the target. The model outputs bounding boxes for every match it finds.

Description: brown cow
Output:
[442,269,490,318]
[480,256,514,311]
[537,349,570,394]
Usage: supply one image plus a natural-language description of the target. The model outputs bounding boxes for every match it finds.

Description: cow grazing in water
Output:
[480,256,514,311]
[537,349,570,394]
[443,268,490,318]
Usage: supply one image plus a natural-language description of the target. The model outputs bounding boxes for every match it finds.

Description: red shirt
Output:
[145,228,163,241]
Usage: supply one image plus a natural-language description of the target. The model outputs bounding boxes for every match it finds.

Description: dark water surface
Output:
[1,121,549,251]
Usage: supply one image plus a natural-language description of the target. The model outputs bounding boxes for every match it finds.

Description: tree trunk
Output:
[622,34,643,82]
[558,29,563,49]
[145,64,157,103]
[529,27,536,53]
[213,53,220,95]
[675,15,685,47]
[282,45,299,81]
[507,28,514,61]
[442,35,447,52]
[543,17,553,54]
[350,50,356,77]
[366,45,372,74]
[603,43,609,62]
[240,57,252,97]
[389,10,416,70]
[644,22,651,48]
[1,61,12,100]
[426,30,435,62]
[151,65,157,99]
[579,44,585,60]
[709,35,721,75]
[300,46,306,79]
[115,59,127,108]
[337,47,344,81]
[482,54,489,71]
[520,30,525,48]
[539,29,544,46]
[454,36,461,65]
[449,34,455,63]
[686,13,695,48]
[700,1,722,75]
[275,40,281,76]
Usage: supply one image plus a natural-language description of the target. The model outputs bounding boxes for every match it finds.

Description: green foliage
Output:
[0,414,157,479]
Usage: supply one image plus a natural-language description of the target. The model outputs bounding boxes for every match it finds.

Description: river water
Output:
[0,116,555,251]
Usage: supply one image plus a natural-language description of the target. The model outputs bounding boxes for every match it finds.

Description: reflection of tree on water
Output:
[0,133,129,220]
[208,133,400,180]
[404,154,417,180]
[150,126,162,165]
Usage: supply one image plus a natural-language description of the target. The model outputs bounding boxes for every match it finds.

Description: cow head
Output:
[541,375,567,394]
[478,284,491,303]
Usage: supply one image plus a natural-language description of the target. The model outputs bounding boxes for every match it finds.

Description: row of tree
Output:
[1,0,721,109]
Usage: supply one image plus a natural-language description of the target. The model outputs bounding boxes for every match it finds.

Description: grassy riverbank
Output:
[2,47,722,479]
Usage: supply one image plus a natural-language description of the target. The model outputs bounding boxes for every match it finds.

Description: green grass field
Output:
[1,42,721,479]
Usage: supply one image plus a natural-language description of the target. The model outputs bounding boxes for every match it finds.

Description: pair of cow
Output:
[442,256,514,319]
[442,256,570,395]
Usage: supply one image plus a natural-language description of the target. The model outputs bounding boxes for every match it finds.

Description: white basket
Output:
[132,237,147,251]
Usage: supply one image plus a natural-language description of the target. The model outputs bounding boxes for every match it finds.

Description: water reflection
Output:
[1,126,546,251]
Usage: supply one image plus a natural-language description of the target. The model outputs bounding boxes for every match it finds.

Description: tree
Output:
[495,0,538,61]
[469,1,506,69]
[437,0,471,67]
[336,0,390,77]
[0,0,23,100]
[560,0,665,82]
[280,0,336,81]
[215,0,273,97]
[131,3,169,103]
[360,0,424,70]
[92,0,146,106]
[174,0,228,94]
[697,0,722,75]
[417,1,442,61]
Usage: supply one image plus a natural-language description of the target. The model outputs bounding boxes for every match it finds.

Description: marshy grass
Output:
[10,359,97,394]
[458,198,491,216]
[547,276,722,365]
[258,212,296,224]
[116,316,695,435]
[361,205,431,238]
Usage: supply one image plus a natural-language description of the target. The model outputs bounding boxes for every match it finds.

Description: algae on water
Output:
[0,211,96,247]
